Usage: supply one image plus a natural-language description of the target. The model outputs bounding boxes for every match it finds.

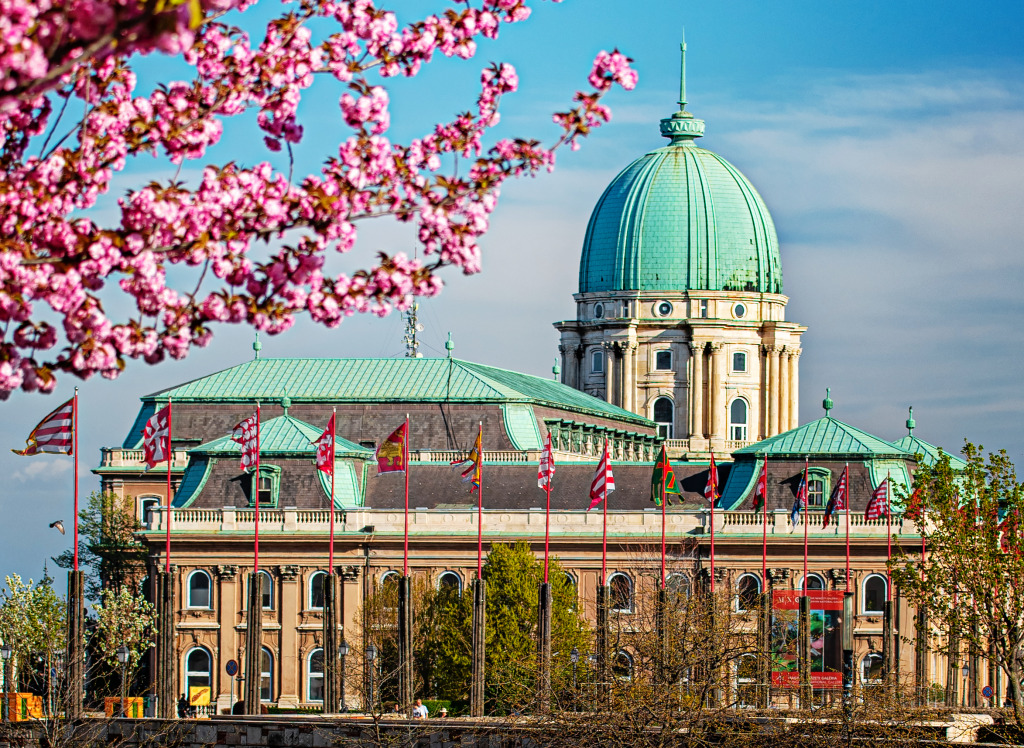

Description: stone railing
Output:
[149,506,912,539]
[100,448,190,468]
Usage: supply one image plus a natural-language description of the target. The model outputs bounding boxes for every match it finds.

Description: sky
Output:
[2,0,1023,593]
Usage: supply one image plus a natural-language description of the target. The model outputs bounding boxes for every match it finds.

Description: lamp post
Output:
[365,644,377,714]
[570,647,579,711]
[116,645,130,718]
[962,664,970,709]
[339,640,350,713]
[1,642,11,723]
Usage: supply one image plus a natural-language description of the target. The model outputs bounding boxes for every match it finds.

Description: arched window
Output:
[736,574,761,612]
[307,648,325,703]
[260,647,273,702]
[251,570,274,610]
[309,572,327,610]
[608,573,633,613]
[732,351,747,373]
[562,571,578,597]
[185,647,212,696]
[438,571,462,596]
[187,570,212,609]
[861,653,884,684]
[862,574,887,614]
[736,654,758,707]
[653,397,674,439]
[139,496,160,527]
[380,571,400,589]
[666,573,690,602]
[612,651,633,681]
[729,399,748,441]
[798,573,826,591]
[592,350,604,374]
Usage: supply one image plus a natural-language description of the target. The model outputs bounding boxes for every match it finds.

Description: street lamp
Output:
[365,644,378,714]
[116,646,130,718]
[1,643,12,723]
[570,648,579,692]
[962,663,970,709]
[339,640,350,713]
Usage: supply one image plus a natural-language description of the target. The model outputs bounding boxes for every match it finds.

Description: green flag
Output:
[651,445,682,505]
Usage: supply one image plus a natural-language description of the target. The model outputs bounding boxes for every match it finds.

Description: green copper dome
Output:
[578,37,782,296]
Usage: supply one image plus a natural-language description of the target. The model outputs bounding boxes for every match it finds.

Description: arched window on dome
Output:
[653,397,674,440]
[729,399,748,442]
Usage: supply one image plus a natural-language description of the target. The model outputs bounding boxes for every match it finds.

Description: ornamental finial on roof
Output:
[822,388,833,416]
[281,390,290,416]
[253,331,262,360]
[906,406,915,435]
[660,29,705,142]
[445,332,454,359]
[552,358,561,381]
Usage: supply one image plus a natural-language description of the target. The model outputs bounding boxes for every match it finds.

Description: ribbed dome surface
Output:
[579,141,782,295]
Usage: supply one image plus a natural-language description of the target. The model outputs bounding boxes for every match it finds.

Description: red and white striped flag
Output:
[865,478,889,520]
[538,432,555,489]
[142,405,171,470]
[232,408,260,473]
[12,398,74,456]
[751,455,768,510]
[588,441,615,511]
[822,466,847,527]
[704,452,720,506]
[312,414,335,475]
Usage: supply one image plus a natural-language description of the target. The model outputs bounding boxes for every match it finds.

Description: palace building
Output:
[94,45,980,714]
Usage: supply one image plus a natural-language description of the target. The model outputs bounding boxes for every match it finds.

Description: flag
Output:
[865,478,889,520]
[704,452,719,507]
[312,414,335,475]
[538,433,555,489]
[451,430,482,495]
[904,487,924,522]
[376,422,408,474]
[999,509,1020,554]
[588,441,615,511]
[651,445,681,506]
[822,468,847,527]
[790,475,807,525]
[231,410,260,472]
[13,398,74,456]
[751,455,768,511]
[142,404,171,470]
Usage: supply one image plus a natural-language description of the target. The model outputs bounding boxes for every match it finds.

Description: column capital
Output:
[278,564,301,580]
[786,347,802,359]
[689,341,704,354]
[707,342,723,354]
[216,564,238,578]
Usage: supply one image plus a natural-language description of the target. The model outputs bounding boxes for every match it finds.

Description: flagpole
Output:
[255,403,261,575]
[844,463,850,589]
[544,450,551,586]
[886,471,892,602]
[661,470,666,591]
[802,458,809,588]
[710,451,716,595]
[403,414,410,577]
[602,440,609,586]
[166,398,173,574]
[73,388,79,573]
[330,408,337,575]
[477,422,483,579]
[761,455,768,585]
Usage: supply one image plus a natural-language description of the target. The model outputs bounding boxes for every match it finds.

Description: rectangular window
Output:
[808,478,825,507]
[700,300,708,318]
[592,350,604,373]
[732,351,747,372]
[655,350,672,371]
[730,424,747,441]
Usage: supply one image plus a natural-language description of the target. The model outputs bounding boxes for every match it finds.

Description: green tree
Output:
[893,444,1024,726]
[53,491,147,600]
[0,570,66,713]
[417,580,472,702]
[483,541,590,714]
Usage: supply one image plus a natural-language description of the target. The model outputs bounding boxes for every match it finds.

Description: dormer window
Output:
[245,466,281,507]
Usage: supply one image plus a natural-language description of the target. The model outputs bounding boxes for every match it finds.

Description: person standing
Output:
[411,699,428,719]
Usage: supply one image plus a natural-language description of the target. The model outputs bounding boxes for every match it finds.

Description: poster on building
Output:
[771,590,844,689]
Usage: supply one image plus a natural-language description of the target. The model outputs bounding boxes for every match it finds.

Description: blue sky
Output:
[3,0,1023,592]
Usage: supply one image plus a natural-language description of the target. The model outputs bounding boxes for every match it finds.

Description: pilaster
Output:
[709,343,724,444]
[277,565,300,708]
[689,342,704,441]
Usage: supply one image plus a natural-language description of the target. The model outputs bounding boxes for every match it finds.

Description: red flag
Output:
[376,422,408,474]
[704,452,719,506]
[905,486,924,522]
[865,478,889,520]
[538,432,555,489]
[751,455,768,510]
[142,404,171,470]
[231,409,260,473]
[12,398,74,456]
[452,430,482,495]
[312,414,335,475]
[822,468,847,527]
[588,441,615,510]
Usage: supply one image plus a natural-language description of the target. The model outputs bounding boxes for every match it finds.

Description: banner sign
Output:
[771,590,844,689]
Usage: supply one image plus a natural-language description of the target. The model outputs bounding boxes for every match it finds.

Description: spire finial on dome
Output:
[906,406,916,435]
[660,30,705,143]
[678,28,687,110]
[822,387,833,416]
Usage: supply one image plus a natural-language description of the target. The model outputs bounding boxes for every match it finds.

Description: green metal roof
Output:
[145,358,652,428]
[734,416,916,459]
[891,435,968,470]
[191,414,372,457]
